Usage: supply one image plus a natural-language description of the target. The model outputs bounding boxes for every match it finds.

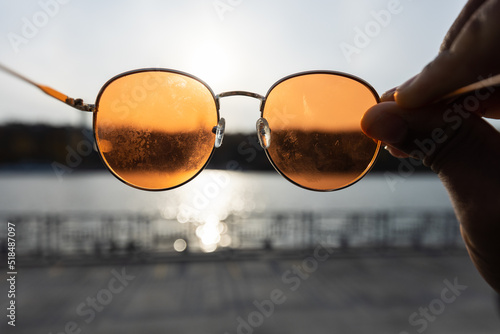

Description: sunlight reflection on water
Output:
[0,170,453,252]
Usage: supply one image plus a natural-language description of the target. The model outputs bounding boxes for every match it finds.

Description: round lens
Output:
[94,70,218,190]
[262,72,380,191]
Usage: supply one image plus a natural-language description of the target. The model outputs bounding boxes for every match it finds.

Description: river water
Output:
[0,170,452,215]
[0,171,456,253]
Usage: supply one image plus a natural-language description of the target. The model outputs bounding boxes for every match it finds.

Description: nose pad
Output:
[213,118,226,148]
[256,117,271,149]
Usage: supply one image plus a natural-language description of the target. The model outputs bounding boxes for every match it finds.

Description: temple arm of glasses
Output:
[0,63,95,112]
[441,73,500,100]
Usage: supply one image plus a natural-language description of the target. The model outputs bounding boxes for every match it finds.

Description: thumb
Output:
[361,98,500,173]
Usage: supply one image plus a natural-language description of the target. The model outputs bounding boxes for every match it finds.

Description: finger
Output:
[361,101,451,164]
[387,0,487,106]
[440,0,488,51]
[396,0,500,109]
[380,87,397,102]
[362,88,500,162]
[380,76,418,102]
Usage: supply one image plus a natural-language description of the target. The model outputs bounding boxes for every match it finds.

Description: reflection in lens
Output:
[263,73,380,191]
[94,70,218,190]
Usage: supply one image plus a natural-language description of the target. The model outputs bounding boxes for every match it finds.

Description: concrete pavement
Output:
[1,253,499,334]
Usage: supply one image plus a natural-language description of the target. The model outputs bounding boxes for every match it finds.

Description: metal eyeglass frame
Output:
[0,64,382,191]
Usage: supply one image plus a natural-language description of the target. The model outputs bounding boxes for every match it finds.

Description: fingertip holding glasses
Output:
[0,64,382,192]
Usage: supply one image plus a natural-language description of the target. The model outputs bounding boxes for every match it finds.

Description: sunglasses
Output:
[1,63,383,191]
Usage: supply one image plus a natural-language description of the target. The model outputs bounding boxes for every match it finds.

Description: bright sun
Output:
[186,40,232,90]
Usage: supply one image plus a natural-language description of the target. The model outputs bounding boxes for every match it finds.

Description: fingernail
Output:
[361,106,408,144]
[385,144,409,159]
[380,87,397,102]
[394,76,421,106]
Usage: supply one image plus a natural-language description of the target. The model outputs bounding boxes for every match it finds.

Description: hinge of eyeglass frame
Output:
[65,97,95,112]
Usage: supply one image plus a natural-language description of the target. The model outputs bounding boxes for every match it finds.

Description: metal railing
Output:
[0,209,463,263]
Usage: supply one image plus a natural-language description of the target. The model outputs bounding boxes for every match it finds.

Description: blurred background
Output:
[0,0,499,333]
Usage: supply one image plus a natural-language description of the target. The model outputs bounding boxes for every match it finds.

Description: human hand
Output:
[361,0,500,293]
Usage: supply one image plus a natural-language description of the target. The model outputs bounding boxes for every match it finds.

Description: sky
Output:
[0,0,471,133]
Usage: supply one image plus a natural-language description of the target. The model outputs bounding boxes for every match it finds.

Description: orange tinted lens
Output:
[94,70,217,190]
[263,73,380,191]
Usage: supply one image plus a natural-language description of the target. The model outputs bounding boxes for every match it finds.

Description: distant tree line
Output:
[0,123,102,171]
[0,123,430,173]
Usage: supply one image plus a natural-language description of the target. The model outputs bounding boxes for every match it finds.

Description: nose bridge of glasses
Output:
[216,91,265,104]
[215,91,271,150]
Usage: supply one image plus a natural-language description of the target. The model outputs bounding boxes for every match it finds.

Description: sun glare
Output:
[187,40,233,89]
